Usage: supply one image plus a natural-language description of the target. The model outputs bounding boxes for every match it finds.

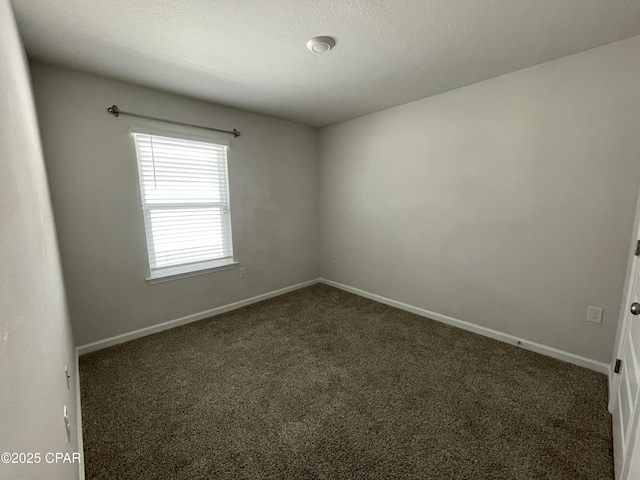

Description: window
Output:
[132,130,234,281]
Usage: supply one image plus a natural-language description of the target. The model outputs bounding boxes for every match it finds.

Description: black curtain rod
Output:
[106,105,241,138]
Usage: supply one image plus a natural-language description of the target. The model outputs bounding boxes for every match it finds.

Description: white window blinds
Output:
[133,132,233,279]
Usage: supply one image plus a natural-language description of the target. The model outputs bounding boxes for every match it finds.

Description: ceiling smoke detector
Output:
[307,36,335,53]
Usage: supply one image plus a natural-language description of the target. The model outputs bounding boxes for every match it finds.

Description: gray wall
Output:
[0,2,80,479]
[28,35,640,365]
[319,36,640,363]
[31,64,319,347]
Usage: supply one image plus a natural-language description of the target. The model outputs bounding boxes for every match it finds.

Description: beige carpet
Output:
[80,284,613,479]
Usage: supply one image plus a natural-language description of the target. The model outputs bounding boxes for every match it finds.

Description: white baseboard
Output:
[608,364,617,414]
[319,278,610,375]
[76,275,610,376]
[75,348,85,480]
[76,279,321,355]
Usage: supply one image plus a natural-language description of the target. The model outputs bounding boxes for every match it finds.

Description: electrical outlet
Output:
[332,254,338,264]
[586,306,603,324]
[239,267,246,278]
[63,405,71,443]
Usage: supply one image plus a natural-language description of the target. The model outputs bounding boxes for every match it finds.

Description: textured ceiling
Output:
[11,0,640,127]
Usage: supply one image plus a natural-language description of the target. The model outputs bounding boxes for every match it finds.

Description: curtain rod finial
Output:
[107,105,120,117]
[232,129,241,138]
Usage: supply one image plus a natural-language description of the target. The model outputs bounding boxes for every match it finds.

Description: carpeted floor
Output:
[80,284,613,479]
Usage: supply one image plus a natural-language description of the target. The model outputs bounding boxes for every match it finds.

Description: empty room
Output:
[3,0,640,479]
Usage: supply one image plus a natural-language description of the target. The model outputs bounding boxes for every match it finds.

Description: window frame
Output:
[130,126,237,283]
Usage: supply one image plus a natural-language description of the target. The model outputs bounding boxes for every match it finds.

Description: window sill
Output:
[146,260,238,284]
